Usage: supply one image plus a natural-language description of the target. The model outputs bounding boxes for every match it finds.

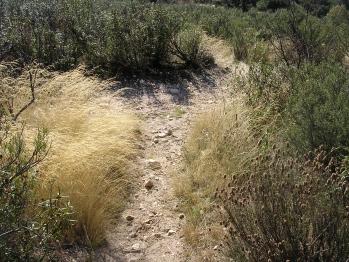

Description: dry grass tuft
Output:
[175,96,257,256]
[19,69,140,247]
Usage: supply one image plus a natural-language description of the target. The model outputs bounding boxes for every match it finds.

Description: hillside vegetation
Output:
[0,0,349,261]
[175,1,349,261]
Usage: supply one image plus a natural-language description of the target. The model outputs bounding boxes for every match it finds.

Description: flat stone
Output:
[126,215,134,221]
[147,159,161,170]
[131,243,141,252]
[167,230,176,236]
[129,232,137,238]
[145,180,154,190]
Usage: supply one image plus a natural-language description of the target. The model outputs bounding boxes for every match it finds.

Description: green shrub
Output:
[326,5,349,59]
[0,64,73,260]
[108,4,181,71]
[244,61,349,152]
[285,62,349,152]
[243,62,289,112]
[0,123,73,261]
[265,5,347,66]
[172,26,212,67]
[219,147,349,261]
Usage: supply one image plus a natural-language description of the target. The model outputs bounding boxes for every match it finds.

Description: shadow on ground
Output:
[107,65,228,106]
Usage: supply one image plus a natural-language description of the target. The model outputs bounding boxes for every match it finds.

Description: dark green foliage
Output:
[265,5,347,66]
[0,65,73,261]
[244,61,349,152]
[0,0,108,69]
[108,4,181,71]
[0,124,73,261]
[0,0,209,73]
[172,26,213,67]
[286,62,349,152]
[223,0,257,11]
[257,0,290,10]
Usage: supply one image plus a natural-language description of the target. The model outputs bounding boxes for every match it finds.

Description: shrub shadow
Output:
[107,65,225,106]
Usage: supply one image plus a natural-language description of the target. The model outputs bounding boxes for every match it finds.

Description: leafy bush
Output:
[266,5,347,66]
[0,1,216,73]
[0,124,73,261]
[326,5,349,58]
[108,4,181,71]
[0,64,73,260]
[285,62,349,152]
[219,147,349,261]
[172,26,213,67]
[242,62,289,112]
[1,0,117,70]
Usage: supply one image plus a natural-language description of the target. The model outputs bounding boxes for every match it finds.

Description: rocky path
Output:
[98,38,233,262]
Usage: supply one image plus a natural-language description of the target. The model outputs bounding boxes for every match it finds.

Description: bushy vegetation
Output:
[19,70,141,248]
[0,65,141,258]
[219,146,349,261]
[285,62,349,152]
[0,65,73,260]
[0,0,212,73]
[176,1,349,261]
[1,0,349,260]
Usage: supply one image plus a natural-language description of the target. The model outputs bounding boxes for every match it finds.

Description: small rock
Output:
[156,129,172,138]
[153,139,159,144]
[126,215,134,222]
[179,214,185,219]
[167,230,176,236]
[144,219,152,224]
[213,245,218,251]
[169,88,180,95]
[129,232,137,238]
[156,133,167,138]
[147,159,161,170]
[166,129,173,136]
[145,180,154,190]
[153,233,162,238]
[131,243,141,252]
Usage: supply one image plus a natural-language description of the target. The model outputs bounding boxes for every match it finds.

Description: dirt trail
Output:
[98,38,234,262]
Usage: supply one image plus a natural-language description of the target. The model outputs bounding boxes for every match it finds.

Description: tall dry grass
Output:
[175,96,257,254]
[19,69,140,247]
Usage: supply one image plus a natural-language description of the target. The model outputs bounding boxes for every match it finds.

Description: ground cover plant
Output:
[176,1,349,260]
[1,0,349,260]
[0,64,141,259]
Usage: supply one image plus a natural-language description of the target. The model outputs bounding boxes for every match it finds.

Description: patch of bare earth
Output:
[97,38,234,262]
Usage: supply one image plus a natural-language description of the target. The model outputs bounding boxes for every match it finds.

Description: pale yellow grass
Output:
[175,96,257,257]
[19,69,140,247]
[203,36,234,68]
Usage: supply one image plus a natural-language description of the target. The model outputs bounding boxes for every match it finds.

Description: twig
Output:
[13,69,37,121]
